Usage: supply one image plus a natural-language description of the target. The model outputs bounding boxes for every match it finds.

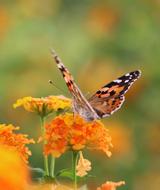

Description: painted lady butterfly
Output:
[51,50,141,121]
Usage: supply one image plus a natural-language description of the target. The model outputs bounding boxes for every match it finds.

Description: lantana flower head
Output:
[0,124,35,163]
[13,95,71,117]
[97,181,125,190]
[44,113,112,158]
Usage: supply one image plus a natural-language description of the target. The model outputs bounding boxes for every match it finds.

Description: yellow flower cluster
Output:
[13,95,71,117]
[0,124,35,163]
[44,113,112,158]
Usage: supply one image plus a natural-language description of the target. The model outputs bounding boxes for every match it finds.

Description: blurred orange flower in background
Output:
[0,124,35,163]
[108,121,133,156]
[0,6,10,40]
[86,4,119,37]
[44,113,113,158]
[0,145,30,190]
[13,95,71,117]
[97,181,125,190]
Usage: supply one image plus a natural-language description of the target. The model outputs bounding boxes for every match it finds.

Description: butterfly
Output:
[51,50,141,121]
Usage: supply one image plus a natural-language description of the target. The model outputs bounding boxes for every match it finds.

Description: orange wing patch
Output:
[91,96,125,118]
[96,85,124,98]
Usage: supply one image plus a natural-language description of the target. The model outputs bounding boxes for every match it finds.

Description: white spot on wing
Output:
[114,79,122,83]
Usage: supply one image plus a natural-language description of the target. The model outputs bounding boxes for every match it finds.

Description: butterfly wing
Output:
[51,50,99,120]
[88,70,141,118]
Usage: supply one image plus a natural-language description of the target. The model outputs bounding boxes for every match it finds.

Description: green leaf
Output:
[56,168,96,181]
[56,168,73,180]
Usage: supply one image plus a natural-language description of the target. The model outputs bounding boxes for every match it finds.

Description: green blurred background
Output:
[0,0,160,189]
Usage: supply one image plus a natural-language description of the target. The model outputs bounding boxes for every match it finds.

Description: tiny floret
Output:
[76,151,91,177]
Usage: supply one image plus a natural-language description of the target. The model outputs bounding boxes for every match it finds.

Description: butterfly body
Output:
[52,50,141,121]
[72,95,100,121]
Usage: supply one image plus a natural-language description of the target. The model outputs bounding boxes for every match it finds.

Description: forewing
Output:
[51,50,76,94]
[88,70,141,118]
[51,50,98,119]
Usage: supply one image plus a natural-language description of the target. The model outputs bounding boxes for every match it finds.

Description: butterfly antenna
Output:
[48,80,67,95]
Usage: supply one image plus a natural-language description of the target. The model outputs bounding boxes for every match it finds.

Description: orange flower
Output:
[86,4,119,37]
[0,145,29,190]
[44,113,112,158]
[0,124,35,163]
[97,181,125,190]
[76,151,91,177]
[13,95,71,117]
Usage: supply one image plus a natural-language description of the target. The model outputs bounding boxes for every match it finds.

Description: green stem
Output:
[44,156,49,176]
[40,116,49,176]
[72,151,79,190]
[50,156,56,178]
